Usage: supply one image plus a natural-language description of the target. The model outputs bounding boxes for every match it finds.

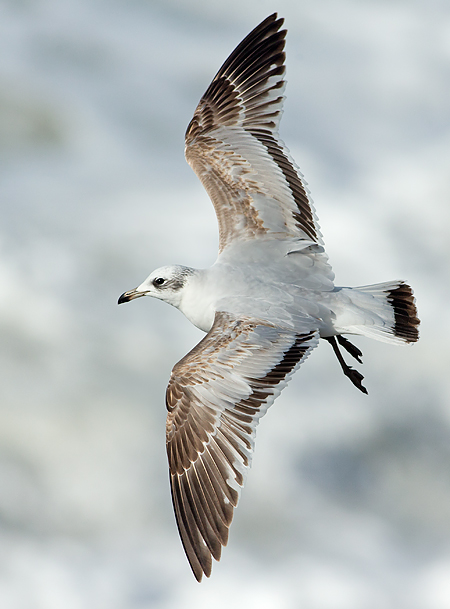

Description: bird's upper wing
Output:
[165,311,319,581]
[185,13,323,253]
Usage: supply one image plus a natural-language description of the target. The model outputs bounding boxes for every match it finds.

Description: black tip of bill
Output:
[118,289,143,304]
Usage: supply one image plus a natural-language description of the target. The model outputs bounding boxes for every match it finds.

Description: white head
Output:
[118,265,195,309]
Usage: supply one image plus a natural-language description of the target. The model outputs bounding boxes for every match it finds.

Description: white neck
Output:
[177,269,216,332]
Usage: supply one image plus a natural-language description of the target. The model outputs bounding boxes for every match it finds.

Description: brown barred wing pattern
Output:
[185,13,323,253]
[165,311,318,580]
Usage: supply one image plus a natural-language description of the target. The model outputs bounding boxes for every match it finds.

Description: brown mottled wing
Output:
[185,13,323,253]
[165,312,319,581]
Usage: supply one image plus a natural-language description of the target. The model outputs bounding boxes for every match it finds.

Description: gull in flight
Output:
[119,14,419,581]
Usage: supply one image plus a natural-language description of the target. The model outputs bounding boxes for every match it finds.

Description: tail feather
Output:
[336,281,420,344]
[386,283,420,343]
[328,281,419,393]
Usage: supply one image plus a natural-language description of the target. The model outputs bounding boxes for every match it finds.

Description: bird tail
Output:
[336,281,420,344]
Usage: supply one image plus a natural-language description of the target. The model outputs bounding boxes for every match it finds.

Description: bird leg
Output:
[336,335,363,364]
[325,336,368,394]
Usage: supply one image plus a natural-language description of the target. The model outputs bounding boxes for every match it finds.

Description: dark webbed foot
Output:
[325,336,368,394]
[336,335,363,364]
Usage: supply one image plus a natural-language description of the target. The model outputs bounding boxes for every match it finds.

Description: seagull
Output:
[118,13,419,581]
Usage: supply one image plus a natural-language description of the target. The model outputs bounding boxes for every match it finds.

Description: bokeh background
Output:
[1,0,449,607]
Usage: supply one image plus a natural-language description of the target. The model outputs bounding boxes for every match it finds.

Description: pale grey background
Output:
[1,0,449,607]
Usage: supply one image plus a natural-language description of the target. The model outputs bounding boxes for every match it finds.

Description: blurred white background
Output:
[1,0,449,607]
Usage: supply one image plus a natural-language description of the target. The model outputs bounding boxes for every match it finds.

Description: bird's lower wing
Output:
[165,311,319,580]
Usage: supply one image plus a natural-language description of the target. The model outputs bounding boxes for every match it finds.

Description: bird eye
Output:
[153,277,165,287]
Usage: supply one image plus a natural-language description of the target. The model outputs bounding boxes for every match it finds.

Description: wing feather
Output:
[166,311,318,580]
[185,13,323,252]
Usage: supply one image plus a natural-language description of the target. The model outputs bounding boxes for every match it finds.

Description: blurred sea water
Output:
[1,1,450,607]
